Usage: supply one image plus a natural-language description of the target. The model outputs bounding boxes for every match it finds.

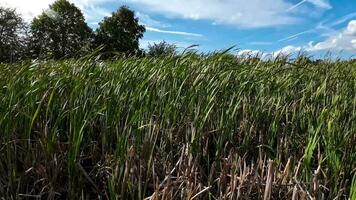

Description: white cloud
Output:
[351,40,356,49]
[0,0,53,21]
[129,0,300,28]
[1,0,332,28]
[146,27,203,37]
[306,20,356,52]
[274,20,356,56]
[0,0,113,22]
[273,45,302,57]
[344,20,356,36]
[278,13,356,44]
[237,49,270,59]
[238,49,261,56]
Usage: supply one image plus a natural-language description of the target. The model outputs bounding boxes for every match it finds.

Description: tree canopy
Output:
[0,2,148,62]
[0,7,27,62]
[30,0,92,59]
[95,6,145,56]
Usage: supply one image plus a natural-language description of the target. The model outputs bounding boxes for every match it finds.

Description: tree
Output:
[30,0,92,59]
[0,7,27,62]
[147,41,177,57]
[94,6,145,56]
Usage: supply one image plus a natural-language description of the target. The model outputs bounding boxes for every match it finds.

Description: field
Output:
[0,53,355,199]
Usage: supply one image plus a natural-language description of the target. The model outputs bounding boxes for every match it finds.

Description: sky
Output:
[1,0,356,58]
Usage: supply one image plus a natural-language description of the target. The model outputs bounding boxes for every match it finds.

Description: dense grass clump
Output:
[0,54,355,199]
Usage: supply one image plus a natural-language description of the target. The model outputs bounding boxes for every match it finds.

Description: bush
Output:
[147,41,177,57]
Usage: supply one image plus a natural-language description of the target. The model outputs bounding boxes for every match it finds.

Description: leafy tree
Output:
[30,0,92,59]
[94,6,145,56]
[0,7,28,62]
[147,41,177,57]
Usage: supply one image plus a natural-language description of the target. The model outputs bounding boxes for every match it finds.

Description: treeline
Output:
[0,0,174,63]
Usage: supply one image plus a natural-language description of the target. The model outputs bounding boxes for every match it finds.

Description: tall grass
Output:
[0,53,355,199]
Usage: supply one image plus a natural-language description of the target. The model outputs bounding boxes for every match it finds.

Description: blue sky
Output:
[1,0,356,57]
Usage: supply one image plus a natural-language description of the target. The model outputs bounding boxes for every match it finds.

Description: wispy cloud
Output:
[278,16,346,43]
[136,12,171,28]
[307,0,332,9]
[146,27,203,37]
[327,12,356,27]
[1,0,333,29]
[82,5,111,24]
[287,0,331,12]
[287,0,308,12]
[278,29,315,42]
[129,0,299,28]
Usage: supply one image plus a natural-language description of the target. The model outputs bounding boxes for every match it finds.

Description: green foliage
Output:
[0,7,28,62]
[147,41,177,57]
[30,0,92,59]
[94,6,145,56]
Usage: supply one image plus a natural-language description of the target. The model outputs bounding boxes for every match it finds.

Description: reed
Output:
[0,53,355,199]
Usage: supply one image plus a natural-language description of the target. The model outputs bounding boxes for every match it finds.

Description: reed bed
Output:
[0,53,355,199]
